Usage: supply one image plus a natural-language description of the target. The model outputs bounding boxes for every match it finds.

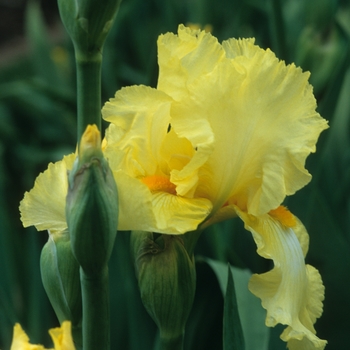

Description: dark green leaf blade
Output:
[224,264,245,350]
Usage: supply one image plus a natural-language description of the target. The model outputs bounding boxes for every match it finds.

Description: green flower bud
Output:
[66,125,118,273]
[57,0,122,58]
[131,231,196,345]
[40,230,82,349]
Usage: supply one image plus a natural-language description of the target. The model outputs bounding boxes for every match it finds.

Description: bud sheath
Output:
[40,231,82,349]
[132,231,196,350]
[66,125,118,350]
[66,125,118,273]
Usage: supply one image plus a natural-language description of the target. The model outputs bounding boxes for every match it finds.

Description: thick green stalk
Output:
[76,53,102,142]
[159,333,184,350]
[80,266,110,350]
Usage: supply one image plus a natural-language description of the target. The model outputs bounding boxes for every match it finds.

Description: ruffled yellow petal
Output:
[157,24,225,101]
[103,85,173,178]
[222,37,259,59]
[150,192,212,234]
[164,126,213,198]
[223,38,328,215]
[236,208,326,350]
[19,154,75,232]
[49,321,75,350]
[103,84,213,234]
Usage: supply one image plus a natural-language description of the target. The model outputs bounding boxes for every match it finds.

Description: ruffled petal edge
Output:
[236,207,326,350]
[19,154,75,232]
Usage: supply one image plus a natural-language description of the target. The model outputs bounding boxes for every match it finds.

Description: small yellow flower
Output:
[10,321,75,350]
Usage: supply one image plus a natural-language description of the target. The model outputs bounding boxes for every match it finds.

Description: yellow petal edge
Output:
[11,321,75,350]
[19,154,75,234]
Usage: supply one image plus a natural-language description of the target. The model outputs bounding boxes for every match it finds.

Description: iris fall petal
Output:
[19,154,75,233]
[236,208,326,350]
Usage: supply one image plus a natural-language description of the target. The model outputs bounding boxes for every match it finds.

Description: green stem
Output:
[159,332,184,350]
[80,266,110,350]
[269,0,288,61]
[75,53,102,142]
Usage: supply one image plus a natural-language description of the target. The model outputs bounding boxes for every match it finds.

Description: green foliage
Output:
[224,264,245,350]
[206,259,268,350]
[0,0,350,349]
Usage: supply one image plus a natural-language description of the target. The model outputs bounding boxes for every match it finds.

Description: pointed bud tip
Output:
[78,124,104,164]
[79,124,101,154]
[67,125,119,272]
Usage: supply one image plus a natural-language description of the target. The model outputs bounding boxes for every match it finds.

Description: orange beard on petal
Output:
[141,175,177,195]
[269,205,297,228]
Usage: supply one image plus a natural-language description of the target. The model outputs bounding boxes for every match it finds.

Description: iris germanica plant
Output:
[20,25,328,349]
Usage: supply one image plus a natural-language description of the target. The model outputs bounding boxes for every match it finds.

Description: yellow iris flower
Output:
[10,321,75,350]
[20,25,328,349]
[102,25,328,349]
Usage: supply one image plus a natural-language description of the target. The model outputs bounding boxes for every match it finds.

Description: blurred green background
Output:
[0,0,349,349]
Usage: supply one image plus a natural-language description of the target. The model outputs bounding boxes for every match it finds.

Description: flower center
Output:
[269,206,296,228]
[141,175,177,195]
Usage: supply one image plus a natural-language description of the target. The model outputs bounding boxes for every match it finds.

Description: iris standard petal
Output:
[222,37,259,59]
[157,24,225,101]
[236,208,326,350]
[160,128,198,197]
[166,117,214,198]
[103,85,173,178]
[103,83,213,233]
[19,154,75,232]
[225,38,328,215]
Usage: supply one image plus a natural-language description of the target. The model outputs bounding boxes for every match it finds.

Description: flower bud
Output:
[66,125,118,273]
[57,0,122,58]
[40,230,82,348]
[131,231,196,343]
